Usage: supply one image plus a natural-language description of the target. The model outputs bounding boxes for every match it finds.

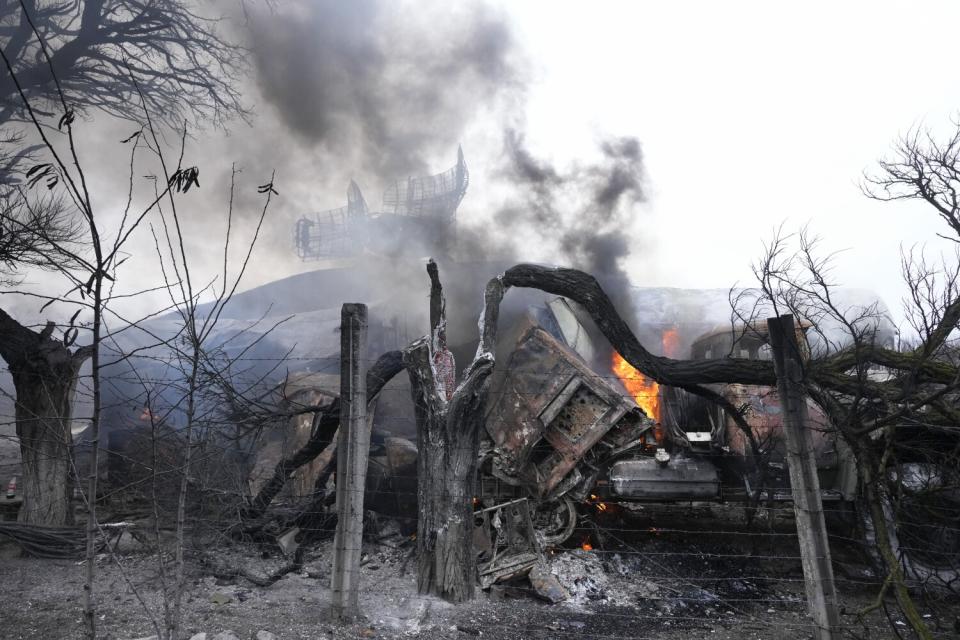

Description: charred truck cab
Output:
[658,324,858,505]
[477,301,859,553]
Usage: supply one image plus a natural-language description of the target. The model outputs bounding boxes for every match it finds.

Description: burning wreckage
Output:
[246,294,860,589]
[286,150,860,583]
[473,300,857,587]
[37,153,951,609]
[61,151,950,596]
[278,151,852,553]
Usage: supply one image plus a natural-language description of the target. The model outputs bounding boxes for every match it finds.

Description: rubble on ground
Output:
[3,506,939,640]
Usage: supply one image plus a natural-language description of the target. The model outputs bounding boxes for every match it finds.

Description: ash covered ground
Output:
[1,504,956,640]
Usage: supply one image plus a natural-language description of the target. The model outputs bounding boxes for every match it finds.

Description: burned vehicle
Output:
[472,299,958,586]
[478,318,655,549]
[475,305,856,549]
[226,281,954,584]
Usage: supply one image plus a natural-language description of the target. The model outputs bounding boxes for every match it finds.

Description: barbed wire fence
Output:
[2,345,959,639]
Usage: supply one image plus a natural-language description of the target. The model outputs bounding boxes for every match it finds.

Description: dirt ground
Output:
[1,504,957,640]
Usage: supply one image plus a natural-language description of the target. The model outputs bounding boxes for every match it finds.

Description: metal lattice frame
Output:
[381,146,469,220]
[295,180,368,260]
[294,148,468,260]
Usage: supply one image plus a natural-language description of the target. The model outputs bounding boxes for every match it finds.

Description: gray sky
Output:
[11,0,960,332]
[504,1,960,307]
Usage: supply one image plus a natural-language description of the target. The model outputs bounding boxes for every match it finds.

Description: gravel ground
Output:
[1,505,957,640]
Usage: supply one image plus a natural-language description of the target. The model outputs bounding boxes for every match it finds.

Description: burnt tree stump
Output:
[404,261,502,602]
[0,310,91,526]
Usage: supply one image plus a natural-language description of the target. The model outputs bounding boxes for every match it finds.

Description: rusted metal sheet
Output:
[721,383,831,458]
[476,498,542,588]
[485,324,651,498]
[248,372,338,499]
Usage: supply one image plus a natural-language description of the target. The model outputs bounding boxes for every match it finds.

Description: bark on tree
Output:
[856,443,933,640]
[0,308,91,526]
[405,338,487,601]
[405,262,502,602]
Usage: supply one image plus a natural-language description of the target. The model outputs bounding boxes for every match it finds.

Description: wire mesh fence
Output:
[1,359,959,639]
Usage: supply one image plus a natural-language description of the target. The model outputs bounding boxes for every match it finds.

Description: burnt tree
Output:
[734,222,960,639]
[0,309,90,525]
[0,0,246,131]
[404,260,771,601]
[404,260,501,601]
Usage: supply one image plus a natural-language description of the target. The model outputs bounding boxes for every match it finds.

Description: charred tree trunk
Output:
[405,339,490,601]
[0,309,91,526]
[853,437,933,639]
[15,369,76,526]
[405,261,502,602]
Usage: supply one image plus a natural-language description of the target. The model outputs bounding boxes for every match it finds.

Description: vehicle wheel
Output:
[532,497,578,547]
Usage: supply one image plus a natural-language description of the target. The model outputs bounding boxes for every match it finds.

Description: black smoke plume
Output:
[247,0,520,178]
[481,128,646,319]
[225,1,648,343]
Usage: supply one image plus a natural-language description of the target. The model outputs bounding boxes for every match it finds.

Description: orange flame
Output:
[588,493,612,515]
[662,327,680,358]
[612,351,660,423]
[581,537,594,551]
